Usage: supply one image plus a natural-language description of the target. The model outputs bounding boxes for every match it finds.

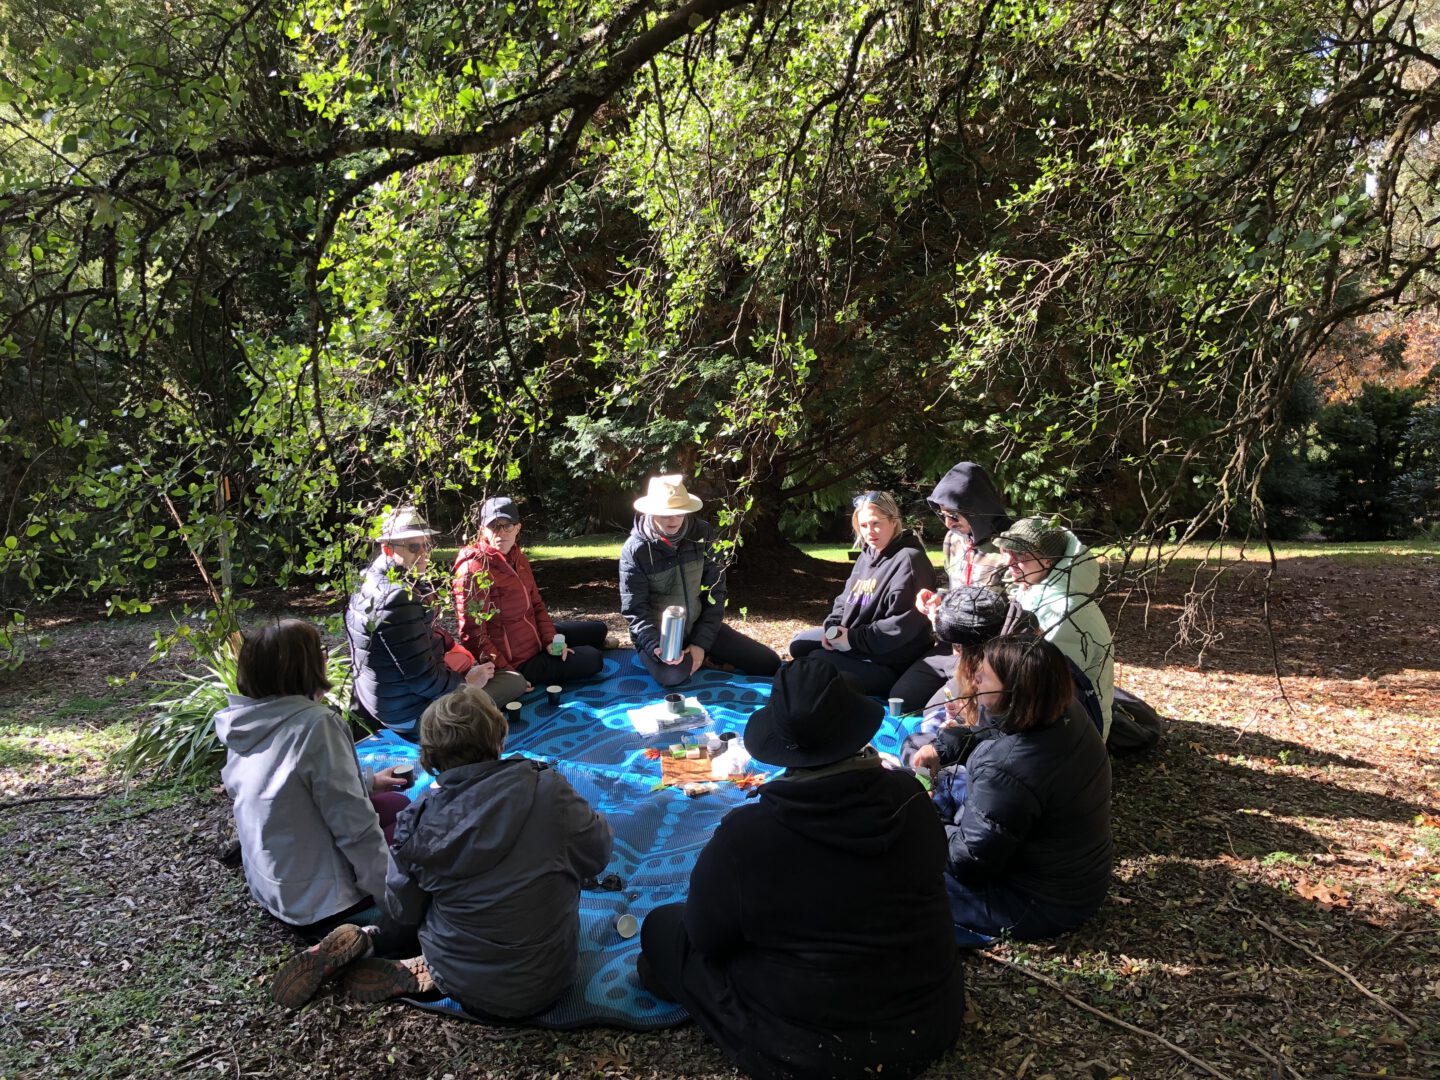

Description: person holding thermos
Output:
[619,475,781,687]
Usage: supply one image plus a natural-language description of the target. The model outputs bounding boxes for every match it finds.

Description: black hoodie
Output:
[926,463,1011,591]
[926,462,1011,543]
[823,532,936,666]
[675,759,964,1080]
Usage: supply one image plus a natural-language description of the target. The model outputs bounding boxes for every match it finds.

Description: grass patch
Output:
[479,534,1440,569]
[0,712,133,775]
[2,922,259,1080]
[1104,539,1440,566]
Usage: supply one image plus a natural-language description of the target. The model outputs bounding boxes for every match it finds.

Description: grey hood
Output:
[215,694,323,754]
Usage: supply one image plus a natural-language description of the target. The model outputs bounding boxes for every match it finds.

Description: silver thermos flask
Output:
[659,605,686,662]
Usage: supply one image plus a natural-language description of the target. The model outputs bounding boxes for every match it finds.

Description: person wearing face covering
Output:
[890,462,1012,713]
[618,475,780,687]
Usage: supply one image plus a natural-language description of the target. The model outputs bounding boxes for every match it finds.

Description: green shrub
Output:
[117,639,354,782]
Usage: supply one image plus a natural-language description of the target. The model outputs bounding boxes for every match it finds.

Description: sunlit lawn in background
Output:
[469,534,1440,568]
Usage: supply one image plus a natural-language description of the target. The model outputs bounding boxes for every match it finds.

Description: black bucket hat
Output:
[744,658,884,769]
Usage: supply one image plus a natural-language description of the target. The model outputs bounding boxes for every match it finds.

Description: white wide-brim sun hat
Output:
[633,474,703,515]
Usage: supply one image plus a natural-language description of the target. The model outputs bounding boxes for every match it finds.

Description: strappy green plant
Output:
[117,639,354,782]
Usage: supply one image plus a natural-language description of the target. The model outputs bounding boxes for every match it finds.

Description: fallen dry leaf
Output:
[1295,877,1352,910]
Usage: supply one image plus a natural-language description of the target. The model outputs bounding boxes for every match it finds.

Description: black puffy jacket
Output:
[618,516,726,656]
[345,555,462,736]
[946,710,1113,910]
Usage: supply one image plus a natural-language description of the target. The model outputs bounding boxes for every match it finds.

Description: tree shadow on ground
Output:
[1111,720,1427,864]
[1069,859,1435,1076]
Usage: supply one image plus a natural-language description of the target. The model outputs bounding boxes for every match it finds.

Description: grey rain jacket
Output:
[385,758,612,1017]
[215,694,389,926]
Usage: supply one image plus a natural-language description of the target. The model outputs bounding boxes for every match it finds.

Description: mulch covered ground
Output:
[1,549,1437,1079]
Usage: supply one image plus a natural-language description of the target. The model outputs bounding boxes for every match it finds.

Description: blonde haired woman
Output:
[787,491,937,696]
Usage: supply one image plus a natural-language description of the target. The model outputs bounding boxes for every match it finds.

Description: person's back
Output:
[691,763,963,1078]
[376,687,612,1017]
[388,756,611,1016]
[639,659,963,1080]
[215,620,389,930]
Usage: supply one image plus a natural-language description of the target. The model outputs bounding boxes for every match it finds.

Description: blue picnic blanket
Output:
[354,650,917,1030]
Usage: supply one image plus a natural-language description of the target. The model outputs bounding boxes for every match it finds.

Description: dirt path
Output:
[1,553,1437,1078]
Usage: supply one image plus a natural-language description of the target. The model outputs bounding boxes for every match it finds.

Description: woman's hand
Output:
[822,626,851,652]
[372,766,412,793]
[685,644,706,674]
[910,743,940,776]
[464,660,496,688]
[915,588,942,618]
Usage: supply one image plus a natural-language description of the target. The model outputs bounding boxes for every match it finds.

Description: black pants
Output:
[889,645,957,714]
[637,902,689,1001]
[517,618,608,684]
[638,623,781,687]
[788,630,905,696]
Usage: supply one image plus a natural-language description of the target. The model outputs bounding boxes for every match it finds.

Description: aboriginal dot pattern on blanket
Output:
[354,649,915,1031]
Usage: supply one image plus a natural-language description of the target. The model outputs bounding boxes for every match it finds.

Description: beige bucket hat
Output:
[632,474,703,516]
[376,505,438,541]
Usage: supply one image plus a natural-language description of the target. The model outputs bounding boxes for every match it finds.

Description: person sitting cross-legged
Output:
[337,685,614,1017]
[787,490,937,698]
[619,474,780,687]
[637,658,964,1080]
[936,636,1113,942]
[453,495,611,688]
[346,505,526,740]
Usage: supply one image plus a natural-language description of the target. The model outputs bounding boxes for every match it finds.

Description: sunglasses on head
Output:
[852,491,883,507]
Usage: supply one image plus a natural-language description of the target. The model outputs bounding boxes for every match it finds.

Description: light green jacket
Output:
[1013,530,1114,739]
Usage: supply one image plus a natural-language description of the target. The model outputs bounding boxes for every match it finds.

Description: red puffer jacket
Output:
[452,541,556,671]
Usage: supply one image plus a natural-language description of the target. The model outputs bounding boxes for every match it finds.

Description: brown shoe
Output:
[341,955,435,1003]
[270,924,373,1009]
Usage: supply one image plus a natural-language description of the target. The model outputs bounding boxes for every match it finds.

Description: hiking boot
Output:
[269,923,373,1009]
[341,955,435,1003]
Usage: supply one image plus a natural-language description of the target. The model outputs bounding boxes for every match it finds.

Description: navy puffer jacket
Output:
[346,555,462,736]
[946,709,1113,910]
